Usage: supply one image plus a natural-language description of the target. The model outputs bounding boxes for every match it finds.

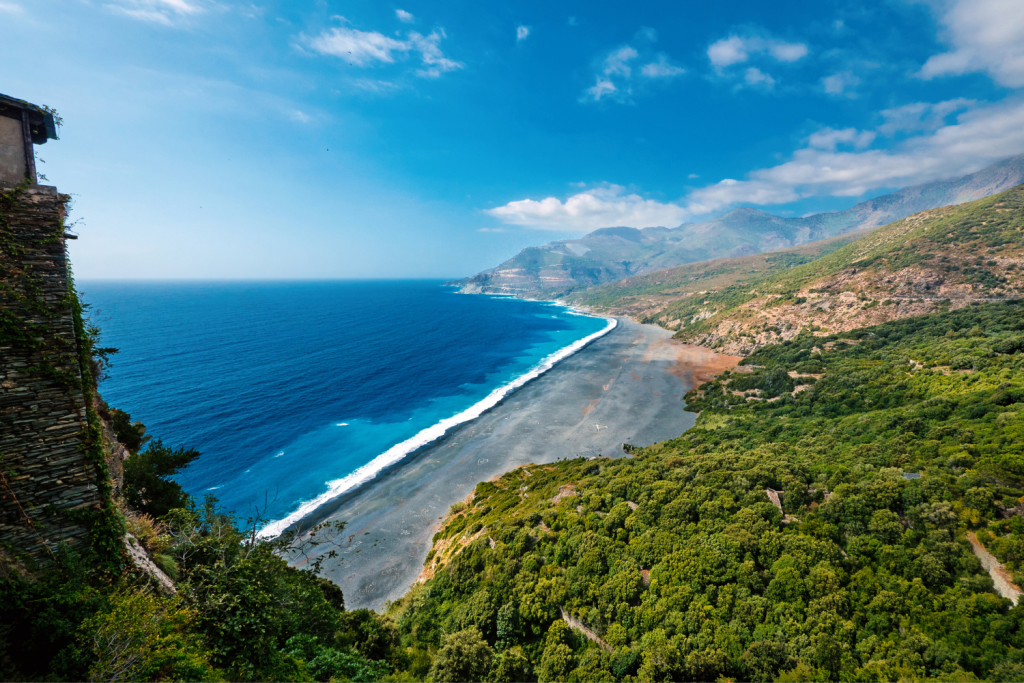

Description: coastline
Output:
[260,313,617,538]
[288,319,740,610]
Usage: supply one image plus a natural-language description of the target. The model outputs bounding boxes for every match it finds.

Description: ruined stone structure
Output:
[0,185,103,559]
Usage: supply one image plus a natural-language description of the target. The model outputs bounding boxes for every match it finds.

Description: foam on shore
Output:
[258,316,617,538]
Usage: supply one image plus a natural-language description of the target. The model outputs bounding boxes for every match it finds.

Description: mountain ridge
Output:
[569,182,1024,355]
[455,154,1024,296]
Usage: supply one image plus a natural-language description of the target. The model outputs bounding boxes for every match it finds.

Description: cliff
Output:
[0,184,121,561]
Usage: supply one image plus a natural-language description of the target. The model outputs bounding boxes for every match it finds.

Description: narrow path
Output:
[967,532,1022,605]
[559,608,612,651]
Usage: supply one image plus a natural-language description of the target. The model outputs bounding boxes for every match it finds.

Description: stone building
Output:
[0,93,106,560]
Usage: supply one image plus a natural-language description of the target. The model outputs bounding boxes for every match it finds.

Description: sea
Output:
[80,280,610,532]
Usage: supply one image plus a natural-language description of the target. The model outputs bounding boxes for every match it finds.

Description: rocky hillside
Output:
[577,183,1024,355]
[455,154,1024,296]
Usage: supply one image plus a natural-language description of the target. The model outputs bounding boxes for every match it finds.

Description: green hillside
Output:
[573,183,1024,356]
[566,230,863,312]
[388,301,1024,682]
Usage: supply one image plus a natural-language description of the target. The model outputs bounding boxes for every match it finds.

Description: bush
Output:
[82,589,220,682]
[429,628,493,683]
[123,439,201,518]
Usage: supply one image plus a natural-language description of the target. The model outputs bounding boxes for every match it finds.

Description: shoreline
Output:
[260,313,617,538]
[288,319,740,609]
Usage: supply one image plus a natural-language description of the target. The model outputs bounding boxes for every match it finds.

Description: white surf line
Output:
[258,316,618,538]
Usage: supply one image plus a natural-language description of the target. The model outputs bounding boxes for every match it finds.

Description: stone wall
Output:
[0,185,103,559]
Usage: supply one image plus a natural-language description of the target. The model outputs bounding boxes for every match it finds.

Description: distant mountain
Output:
[454,154,1024,296]
[573,182,1024,355]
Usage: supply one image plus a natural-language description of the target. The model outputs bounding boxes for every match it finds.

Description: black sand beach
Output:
[291,318,738,610]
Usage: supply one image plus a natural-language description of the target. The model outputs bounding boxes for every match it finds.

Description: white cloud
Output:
[878,98,976,135]
[516,25,530,42]
[105,0,202,25]
[707,36,747,67]
[583,78,618,102]
[0,2,23,13]
[306,26,463,78]
[478,227,507,233]
[688,173,700,179]
[583,38,684,103]
[807,127,875,151]
[707,34,808,68]
[687,96,1024,213]
[307,26,408,66]
[822,71,860,95]
[485,185,690,231]
[489,97,1024,230]
[603,46,639,78]
[641,55,685,78]
[289,110,311,123]
[917,0,1024,87]
[395,9,414,23]
[744,67,775,89]
[408,30,464,77]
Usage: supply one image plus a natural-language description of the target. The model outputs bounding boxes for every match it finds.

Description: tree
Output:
[123,439,201,518]
[82,589,220,683]
[428,628,493,683]
[490,646,532,683]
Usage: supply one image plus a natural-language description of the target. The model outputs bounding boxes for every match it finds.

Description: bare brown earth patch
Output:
[669,342,742,386]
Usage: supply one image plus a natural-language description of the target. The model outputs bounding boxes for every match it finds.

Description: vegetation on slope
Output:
[565,232,861,312]
[388,301,1024,682]
[0,434,412,682]
[570,183,1024,356]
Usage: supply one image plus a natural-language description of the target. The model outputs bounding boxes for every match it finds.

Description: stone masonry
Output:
[0,185,102,559]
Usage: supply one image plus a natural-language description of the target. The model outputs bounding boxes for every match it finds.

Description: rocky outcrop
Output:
[124,534,176,595]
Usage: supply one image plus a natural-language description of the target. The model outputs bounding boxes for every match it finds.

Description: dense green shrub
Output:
[123,439,201,517]
[388,301,1024,682]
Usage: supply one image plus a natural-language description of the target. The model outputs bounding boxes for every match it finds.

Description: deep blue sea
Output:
[80,281,608,530]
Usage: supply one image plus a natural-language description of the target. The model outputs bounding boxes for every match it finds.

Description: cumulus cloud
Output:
[603,46,639,78]
[582,34,684,103]
[105,0,202,25]
[395,9,414,23]
[485,185,691,231]
[583,78,618,102]
[516,25,530,42]
[581,47,639,102]
[707,34,808,69]
[641,55,685,78]
[305,25,463,77]
[488,97,1024,230]
[822,71,860,96]
[917,0,1024,87]
[744,67,775,89]
[408,29,464,77]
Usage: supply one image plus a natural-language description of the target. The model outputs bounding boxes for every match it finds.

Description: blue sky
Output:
[2,0,1024,278]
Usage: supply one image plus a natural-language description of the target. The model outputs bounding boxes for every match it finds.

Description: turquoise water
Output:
[81,281,609,529]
